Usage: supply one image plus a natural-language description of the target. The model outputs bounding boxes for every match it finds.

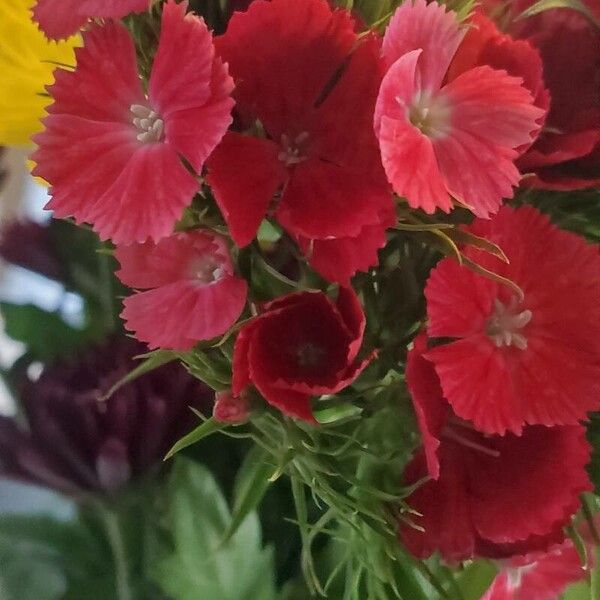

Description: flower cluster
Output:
[21,0,600,593]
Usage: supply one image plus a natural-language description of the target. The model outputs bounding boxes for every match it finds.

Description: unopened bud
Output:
[213,390,251,424]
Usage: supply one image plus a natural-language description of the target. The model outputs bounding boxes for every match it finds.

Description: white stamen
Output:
[403,91,451,139]
[486,297,532,350]
[130,103,164,144]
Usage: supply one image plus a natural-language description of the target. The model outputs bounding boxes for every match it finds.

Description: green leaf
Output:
[224,446,275,542]
[561,580,591,600]
[0,303,85,362]
[101,349,176,401]
[154,458,277,600]
[164,416,225,460]
[516,0,600,27]
[314,403,363,424]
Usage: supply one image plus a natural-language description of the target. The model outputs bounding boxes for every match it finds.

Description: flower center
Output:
[404,91,451,139]
[296,342,326,368]
[486,297,532,350]
[131,103,164,143]
[187,257,225,284]
[278,132,309,166]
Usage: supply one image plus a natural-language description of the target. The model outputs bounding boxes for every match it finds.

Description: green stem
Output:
[100,505,133,600]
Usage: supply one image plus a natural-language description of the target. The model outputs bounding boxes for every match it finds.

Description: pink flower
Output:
[424,205,600,435]
[374,0,545,217]
[400,335,592,562]
[233,288,374,422]
[205,0,394,283]
[32,0,234,245]
[115,230,247,350]
[33,0,149,40]
[482,539,588,600]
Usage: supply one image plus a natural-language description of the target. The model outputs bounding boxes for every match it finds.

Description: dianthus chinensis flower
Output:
[32,0,234,244]
[233,288,374,422]
[115,230,248,351]
[0,0,78,145]
[33,0,149,40]
[206,0,395,284]
[0,338,212,497]
[400,335,592,562]
[374,0,545,217]
[424,205,600,435]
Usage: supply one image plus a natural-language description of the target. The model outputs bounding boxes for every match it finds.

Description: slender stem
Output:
[99,505,133,600]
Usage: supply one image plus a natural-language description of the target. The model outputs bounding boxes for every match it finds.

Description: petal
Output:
[335,286,367,363]
[426,336,526,435]
[42,22,144,122]
[80,143,198,244]
[469,425,591,544]
[378,114,451,213]
[382,0,464,90]
[32,0,86,40]
[277,159,390,239]
[217,0,356,138]
[205,132,287,247]
[434,65,545,216]
[33,0,149,39]
[425,257,497,339]
[448,11,549,152]
[406,335,450,480]
[150,0,234,172]
[400,446,476,561]
[121,277,247,350]
[301,222,389,284]
[310,33,385,176]
[482,540,586,600]
[79,0,149,17]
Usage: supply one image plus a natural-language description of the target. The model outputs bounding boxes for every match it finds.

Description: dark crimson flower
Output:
[33,0,149,40]
[400,335,592,562]
[505,0,600,189]
[206,0,394,283]
[375,0,544,218]
[0,338,212,497]
[424,205,600,435]
[482,539,588,600]
[0,219,64,281]
[115,230,248,350]
[32,0,234,244]
[233,288,374,422]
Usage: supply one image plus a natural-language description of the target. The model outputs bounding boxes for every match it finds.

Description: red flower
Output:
[205,0,394,283]
[424,205,600,435]
[32,0,233,244]
[374,0,545,217]
[33,0,149,40]
[481,539,587,600]
[509,0,600,190]
[233,288,374,422]
[400,335,592,562]
[115,230,247,351]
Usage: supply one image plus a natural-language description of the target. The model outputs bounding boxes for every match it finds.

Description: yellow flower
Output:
[0,0,79,146]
